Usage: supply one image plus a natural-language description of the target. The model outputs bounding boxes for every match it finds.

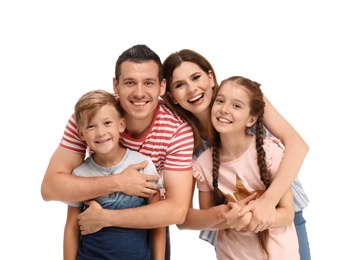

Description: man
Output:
[41,44,194,259]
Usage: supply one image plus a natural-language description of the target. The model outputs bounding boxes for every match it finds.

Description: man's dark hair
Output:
[115,44,163,83]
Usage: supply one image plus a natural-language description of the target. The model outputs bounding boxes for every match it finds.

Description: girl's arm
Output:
[148,192,166,260]
[178,191,256,231]
[63,206,81,260]
[177,191,229,230]
[239,96,309,230]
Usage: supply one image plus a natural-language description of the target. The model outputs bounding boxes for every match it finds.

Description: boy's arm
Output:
[41,147,159,202]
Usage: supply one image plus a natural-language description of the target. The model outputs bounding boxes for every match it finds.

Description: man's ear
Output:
[113,77,118,94]
[159,79,166,96]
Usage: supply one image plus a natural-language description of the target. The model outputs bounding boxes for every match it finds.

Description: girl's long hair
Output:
[211,76,270,259]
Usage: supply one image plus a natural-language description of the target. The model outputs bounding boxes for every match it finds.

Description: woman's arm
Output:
[238,96,309,230]
[248,187,295,232]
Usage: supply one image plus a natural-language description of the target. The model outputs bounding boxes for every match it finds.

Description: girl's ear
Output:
[166,92,178,104]
[246,115,258,128]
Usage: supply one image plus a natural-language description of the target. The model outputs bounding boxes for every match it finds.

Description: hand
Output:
[78,200,106,235]
[115,161,159,198]
[220,193,257,230]
[238,196,275,233]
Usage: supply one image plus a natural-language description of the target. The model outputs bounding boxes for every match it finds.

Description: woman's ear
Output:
[166,92,178,104]
[208,70,215,89]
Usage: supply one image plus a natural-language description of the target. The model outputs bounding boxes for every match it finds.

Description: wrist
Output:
[259,190,280,207]
[103,208,115,228]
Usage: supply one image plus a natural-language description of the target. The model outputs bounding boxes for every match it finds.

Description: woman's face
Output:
[169,61,215,117]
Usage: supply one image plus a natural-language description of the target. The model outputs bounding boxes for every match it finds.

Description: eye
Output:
[192,75,201,81]
[174,82,185,89]
[215,98,224,104]
[104,120,113,126]
[87,124,95,130]
[145,81,154,86]
[125,81,135,86]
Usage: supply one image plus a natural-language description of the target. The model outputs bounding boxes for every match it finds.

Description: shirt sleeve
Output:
[264,137,284,180]
[59,114,87,154]
[164,122,194,171]
[194,157,213,192]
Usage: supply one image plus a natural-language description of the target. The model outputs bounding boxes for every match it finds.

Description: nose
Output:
[133,83,144,98]
[187,81,197,95]
[220,103,230,114]
[96,125,106,137]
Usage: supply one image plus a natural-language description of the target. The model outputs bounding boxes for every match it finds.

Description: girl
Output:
[194,76,299,259]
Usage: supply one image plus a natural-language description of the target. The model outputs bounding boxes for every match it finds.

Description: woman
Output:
[162,49,310,260]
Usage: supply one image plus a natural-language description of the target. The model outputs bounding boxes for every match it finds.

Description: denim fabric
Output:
[165,226,170,260]
[294,210,311,260]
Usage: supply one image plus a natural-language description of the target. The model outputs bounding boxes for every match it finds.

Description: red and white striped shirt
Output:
[60,102,194,177]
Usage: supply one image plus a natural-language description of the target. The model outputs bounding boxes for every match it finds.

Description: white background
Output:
[1,1,351,259]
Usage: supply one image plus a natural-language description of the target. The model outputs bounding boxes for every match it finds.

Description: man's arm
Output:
[41,146,159,202]
[78,168,193,234]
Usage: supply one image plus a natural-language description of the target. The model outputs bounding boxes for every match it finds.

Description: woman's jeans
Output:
[295,210,311,260]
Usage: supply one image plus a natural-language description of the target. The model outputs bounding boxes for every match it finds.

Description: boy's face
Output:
[78,104,126,155]
[113,60,166,124]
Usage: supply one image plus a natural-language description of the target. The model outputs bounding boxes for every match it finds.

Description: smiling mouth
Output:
[188,94,204,103]
[96,138,111,144]
[131,101,148,106]
[217,117,232,123]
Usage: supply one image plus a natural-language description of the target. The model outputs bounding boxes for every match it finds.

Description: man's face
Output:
[113,60,166,123]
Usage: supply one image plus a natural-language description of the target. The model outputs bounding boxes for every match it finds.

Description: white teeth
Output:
[188,94,203,102]
[218,118,231,123]
[133,101,147,106]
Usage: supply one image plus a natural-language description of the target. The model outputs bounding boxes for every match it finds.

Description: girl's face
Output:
[211,82,256,135]
[169,61,215,117]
